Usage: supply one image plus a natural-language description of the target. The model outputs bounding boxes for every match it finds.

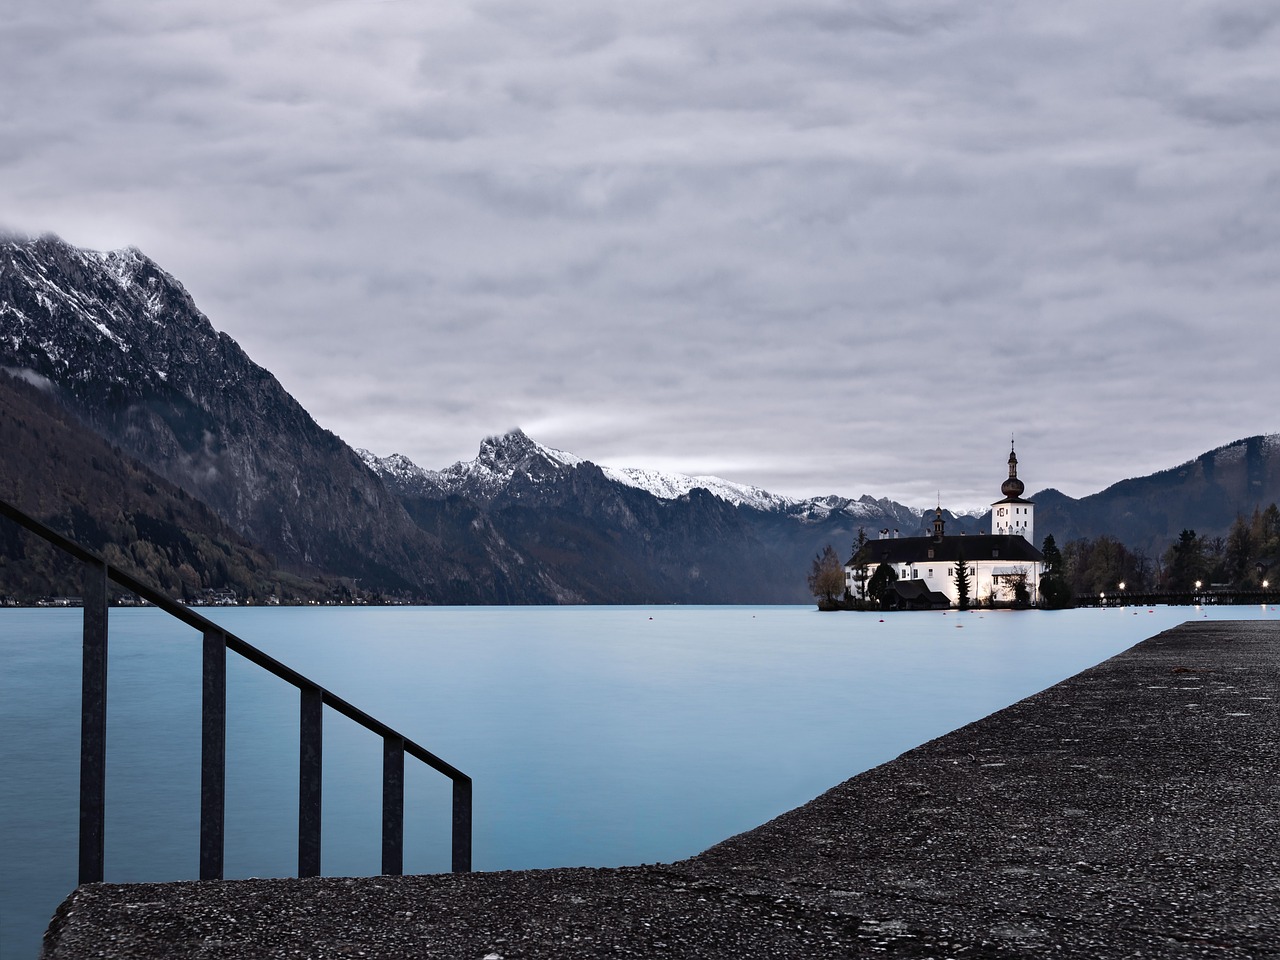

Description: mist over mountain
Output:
[0,367,284,601]
[3,234,1276,604]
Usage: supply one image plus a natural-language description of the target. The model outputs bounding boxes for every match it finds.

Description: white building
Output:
[992,443,1035,542]
[845,444,1044,608]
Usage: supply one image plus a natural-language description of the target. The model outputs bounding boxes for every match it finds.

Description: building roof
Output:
[849,534,1044,567]
[891,579,953,607]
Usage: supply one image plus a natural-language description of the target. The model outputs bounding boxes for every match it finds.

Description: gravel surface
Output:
[42,620,1280,959]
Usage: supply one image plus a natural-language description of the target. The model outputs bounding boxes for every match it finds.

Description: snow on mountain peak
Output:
[359,428,908,523]
[356,449,431,484]
[474,427,584,474]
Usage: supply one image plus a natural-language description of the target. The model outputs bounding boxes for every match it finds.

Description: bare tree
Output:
[807,544,844,605]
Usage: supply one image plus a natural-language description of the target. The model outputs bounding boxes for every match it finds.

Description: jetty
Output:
[41,619,1279,958]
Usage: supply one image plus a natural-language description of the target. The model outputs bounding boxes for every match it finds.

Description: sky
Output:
[3,1,1279,510]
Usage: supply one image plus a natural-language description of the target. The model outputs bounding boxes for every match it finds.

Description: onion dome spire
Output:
[1001,439,1025,499]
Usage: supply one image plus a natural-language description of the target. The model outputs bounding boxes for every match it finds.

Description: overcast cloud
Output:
[3,0,1279,509]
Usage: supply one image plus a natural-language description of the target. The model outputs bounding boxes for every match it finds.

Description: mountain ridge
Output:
[359,427,929,526]
[4,233,1279,603]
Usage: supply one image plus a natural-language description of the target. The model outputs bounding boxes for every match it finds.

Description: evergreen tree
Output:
[1038,534,1075,608]
[1223,514,1255,586]
[1162,529,1208,591]
[1041,533,1063,572]
[850,528,870,603]
[953,546,971,611]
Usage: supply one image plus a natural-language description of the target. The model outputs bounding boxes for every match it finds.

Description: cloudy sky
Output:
[4,0,1278,509]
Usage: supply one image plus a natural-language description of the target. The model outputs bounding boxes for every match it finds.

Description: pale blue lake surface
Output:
[2,603,1277,957]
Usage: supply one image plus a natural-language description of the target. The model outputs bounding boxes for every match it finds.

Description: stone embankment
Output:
[43,620,1280,958]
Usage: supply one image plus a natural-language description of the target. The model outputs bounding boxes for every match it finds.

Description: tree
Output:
[1162,529,1208,591]
[850,528,870,602]
[953,545,971,611]
[1039,534,1072,608]
[866,561,898,609]
[807,544,844,606]
[1041,533,1062,572]
[1010,570,1031,607]
[1255,504,1280,557]
[1223,514,1255,586]
[1062,534,1151,596]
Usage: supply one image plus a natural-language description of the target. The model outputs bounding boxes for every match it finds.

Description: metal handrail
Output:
[0,497,472,883]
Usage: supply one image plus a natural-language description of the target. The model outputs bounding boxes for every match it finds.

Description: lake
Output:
[2,603,1276,957]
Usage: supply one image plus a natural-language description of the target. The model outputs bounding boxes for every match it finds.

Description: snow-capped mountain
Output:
[361,428,929,528]
[361,429,588,502]
[0,233,500,596]
[3,234,883,602]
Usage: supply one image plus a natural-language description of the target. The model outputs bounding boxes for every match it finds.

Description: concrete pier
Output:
[42,621,1280,958]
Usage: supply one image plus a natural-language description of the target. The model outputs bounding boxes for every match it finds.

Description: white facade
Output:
[844,444,1043,608]
[991,443,1034,542]
[846,546,1040,607]
[992,502,1034,540]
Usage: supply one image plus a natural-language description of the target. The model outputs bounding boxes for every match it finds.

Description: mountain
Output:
[360,428,937,531]
[5,232,1277,604]
[0,367,301,601]
[2,233,873,603]
[361,429,967,603]
[0,233,518,599]
[361,431,799,602]
[1023,435,1280,557]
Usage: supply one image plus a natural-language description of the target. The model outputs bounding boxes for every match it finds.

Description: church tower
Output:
[991,441,1034,543]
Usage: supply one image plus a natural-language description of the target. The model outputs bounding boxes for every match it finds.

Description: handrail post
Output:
[381,735,404,876]
[200,629,227,880]
[79,557,108,885]
[452,776,472,873]
[298,686,323,877]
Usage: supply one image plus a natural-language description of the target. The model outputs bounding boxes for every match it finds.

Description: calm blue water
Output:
[1,603,1275,957]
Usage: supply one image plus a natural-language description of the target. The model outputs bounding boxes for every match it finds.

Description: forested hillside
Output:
[0,370,329,602]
